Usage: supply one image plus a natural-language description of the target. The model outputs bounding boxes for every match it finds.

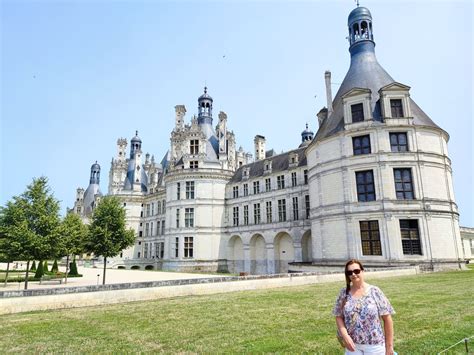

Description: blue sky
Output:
[1,0,473,226]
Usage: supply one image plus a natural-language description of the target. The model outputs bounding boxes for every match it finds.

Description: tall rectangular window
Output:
[157,201,161,215]
[356,170,376,202]
[233,206,239,226]
[184,237,194,258]
[292,196,299,220]
[305,195,310,219]
[144,243,148,258]
[161,220,165,235]
[304,169,308,184]
[243,184,248,196]
[265,178,271,192]
[190,139,199,154]
[352,135,371,155]
[176,208,180,228]
[145,223,149,237]
[277,175,285,189]
[390,132,408,152]
[390,99,403,118]
[151,203,155,216]
[400,220,422,255]
[233,186,239,198]
[254,203,261,224]
[185,208,194,227]
[177,183,181,200]
[278,199,286,222]
[174,237,179,258]
[155,242,159,259]
[186,181,195,199]
[162,200,166,211]
[157,221,161,235]
[360,221,382,255]
[266,201,272,223]
[253,181,260,194]
[150,222,154,236]
[244,205,249,225]
[146,204,151,217]
[394,168,414,199]
[351,103,364,122]
[291,172,297,187]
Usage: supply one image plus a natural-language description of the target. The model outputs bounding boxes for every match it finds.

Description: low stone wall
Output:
[0,267,418,315]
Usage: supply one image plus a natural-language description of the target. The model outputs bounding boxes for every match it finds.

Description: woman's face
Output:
[346,263,364,283]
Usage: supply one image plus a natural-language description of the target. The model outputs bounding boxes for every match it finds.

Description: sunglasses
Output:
[345,269,362,276]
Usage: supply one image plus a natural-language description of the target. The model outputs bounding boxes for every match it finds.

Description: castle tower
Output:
[306,5,463,269]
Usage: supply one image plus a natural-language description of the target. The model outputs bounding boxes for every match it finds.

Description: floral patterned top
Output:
[333,285,395,345]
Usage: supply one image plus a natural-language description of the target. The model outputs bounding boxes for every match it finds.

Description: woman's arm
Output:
[382,314,394,355]
[336,316,356,351]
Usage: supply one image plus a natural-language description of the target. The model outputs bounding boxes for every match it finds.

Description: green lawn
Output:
[0,269,473,353]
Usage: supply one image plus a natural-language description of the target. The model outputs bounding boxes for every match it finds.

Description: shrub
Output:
[69,260,79,276]
[51,260,59,273]
[30,260,37,271]
[43,260,49,273]
[34,260,44,278]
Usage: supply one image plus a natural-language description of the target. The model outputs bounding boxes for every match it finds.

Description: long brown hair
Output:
[344,259,364,295]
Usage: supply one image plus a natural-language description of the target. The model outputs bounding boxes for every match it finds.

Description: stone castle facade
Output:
[72,6,467,273]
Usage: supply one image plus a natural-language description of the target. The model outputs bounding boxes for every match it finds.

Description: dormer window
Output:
[289,152,299,167]
[390,99,403,118]
[190,161,198,169]
[379,82,412,120]
[243,167,250,180]
[342,88,372,125]
[264,160,272,174]
[351,103,364,122]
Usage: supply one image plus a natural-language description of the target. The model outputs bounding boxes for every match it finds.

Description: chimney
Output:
[254,135,266,161]
[174,105,186,129]
[324,70,333,114]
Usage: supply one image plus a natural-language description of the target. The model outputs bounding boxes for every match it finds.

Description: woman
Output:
[333,259,395,355]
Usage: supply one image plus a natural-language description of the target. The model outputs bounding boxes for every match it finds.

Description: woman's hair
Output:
[344,259,364,295]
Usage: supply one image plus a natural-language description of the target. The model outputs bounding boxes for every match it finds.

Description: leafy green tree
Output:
[0,198,32,287]
[30,260,37,271]
[0,177,61,289]
[87,196,135,285]
[59,213,88,283]
[43,260,49,273]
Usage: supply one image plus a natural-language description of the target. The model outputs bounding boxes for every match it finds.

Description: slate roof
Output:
[230,147,307,183]
[314,41,439,143]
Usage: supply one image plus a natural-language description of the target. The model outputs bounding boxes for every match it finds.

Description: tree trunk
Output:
[65,254,70,284]
[102,256,107,285]
[24,260,30,290]
[4,262,10,287]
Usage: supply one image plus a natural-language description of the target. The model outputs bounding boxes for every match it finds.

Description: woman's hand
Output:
[385,347,394,355]
[343,334,356,352]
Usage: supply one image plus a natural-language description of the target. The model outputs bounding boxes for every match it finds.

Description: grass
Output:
[0,269,473,353]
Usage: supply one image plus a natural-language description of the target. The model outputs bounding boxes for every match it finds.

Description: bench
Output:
[39,275,63,285]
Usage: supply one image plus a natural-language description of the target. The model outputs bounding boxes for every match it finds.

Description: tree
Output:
[87,196,135,285]
[51,259,58,273]
[59,213,88,283]
[0,177,61,289]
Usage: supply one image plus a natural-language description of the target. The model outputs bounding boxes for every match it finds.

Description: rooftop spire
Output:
[347,6,374,54]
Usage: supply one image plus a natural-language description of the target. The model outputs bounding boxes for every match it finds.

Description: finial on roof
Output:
[135,130,138,136]
[204,86,207,94]
[306,123,309,130]
[355,0,360,7]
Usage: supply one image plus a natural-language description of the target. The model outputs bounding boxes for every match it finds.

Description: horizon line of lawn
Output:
[0,268,472,353]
